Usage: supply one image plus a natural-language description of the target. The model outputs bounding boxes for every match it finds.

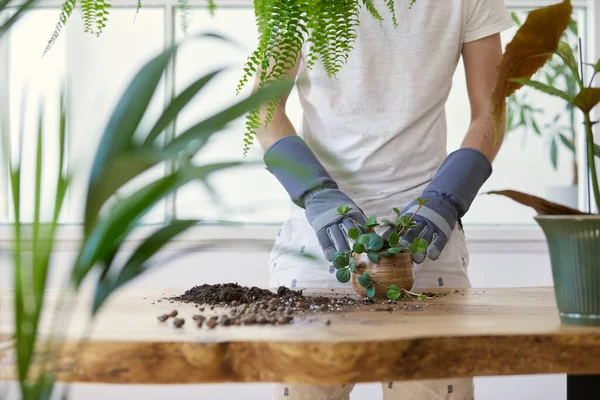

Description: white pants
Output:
[268,206,473,399]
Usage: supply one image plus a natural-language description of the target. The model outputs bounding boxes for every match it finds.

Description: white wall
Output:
[0,228,567,400]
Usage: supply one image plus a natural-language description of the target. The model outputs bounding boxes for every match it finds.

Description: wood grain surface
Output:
[2,287,600,384]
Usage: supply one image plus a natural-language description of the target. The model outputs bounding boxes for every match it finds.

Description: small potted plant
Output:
[489,0,600,326]
[331,198,437,302]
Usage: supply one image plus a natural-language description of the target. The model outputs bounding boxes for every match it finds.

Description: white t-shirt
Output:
[292,0,514,220]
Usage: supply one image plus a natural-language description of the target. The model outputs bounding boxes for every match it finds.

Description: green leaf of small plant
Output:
[380,251,392,257]
[408,243,418,254]
[366,284,375,298]
[416,197,429,206]
[333,251,349,269]
[358,274,371,288]
[381,219,395,226]
[386,285,401,300]
[388,247,401,254]
[367,251,380,263]
[347,227,360,240]
[393,207,401,216]
[358,234,371,246]
[336,268,351,283]
[349,257,356,272]
[368,234,384,251]
[389,232,399,247]
[398,215,412,227]
[366,215,378,226]
[337,205,351,215]
[415,238,428,254]
[353,243,366,254]
[418,293,426,301]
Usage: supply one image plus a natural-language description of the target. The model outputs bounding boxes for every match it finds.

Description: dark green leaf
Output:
[92,220,196,314]
[380,251,392,257]
[353,243,365,254]
[393,207,401,216]
[347,227,360,240]
[408,244,418,254]
[366,215,377,226]
[72,162,241,287]
[164,75,295,156]
[368,234,384,251]
[386,285,401,300]
[333,251,349,269]
[358,274,370,288]
[558,133,575,152]
[336,268,351,284]
[389,232,399,247]
[509,78,573,103]
[381,219,395,226]
[367,251,380,263]
[550,137,558,169]
[357,234,371,246]
[144,69,224,145]
[366,284,375,298]
[388,247,401,254]
[349,257,356,272]
[85,45,177,235]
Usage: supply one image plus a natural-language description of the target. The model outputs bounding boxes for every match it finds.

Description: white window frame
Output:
[0,0,597,248]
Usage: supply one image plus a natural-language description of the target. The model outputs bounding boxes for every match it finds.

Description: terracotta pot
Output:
[351,252,415,300]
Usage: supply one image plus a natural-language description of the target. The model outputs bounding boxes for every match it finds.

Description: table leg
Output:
[567,375,600,399]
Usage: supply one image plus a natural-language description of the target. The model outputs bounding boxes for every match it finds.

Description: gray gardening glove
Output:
[389,148,493,264]
[264,135,368,261]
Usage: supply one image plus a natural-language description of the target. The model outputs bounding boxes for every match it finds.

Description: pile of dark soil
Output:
[159,283,442,329]
[170,283,303,306]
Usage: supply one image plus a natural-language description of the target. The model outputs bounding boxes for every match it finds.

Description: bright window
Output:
[0,1,594,228]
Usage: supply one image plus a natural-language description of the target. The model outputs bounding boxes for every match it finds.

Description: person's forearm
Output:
[256,105,298,150]
[460,111,506,162]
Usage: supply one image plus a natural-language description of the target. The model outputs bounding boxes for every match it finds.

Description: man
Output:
[255,0,514,398]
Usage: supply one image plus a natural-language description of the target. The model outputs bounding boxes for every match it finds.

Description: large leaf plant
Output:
[2,32,294,400]
[490,0,600,214]
[506,10,581,183]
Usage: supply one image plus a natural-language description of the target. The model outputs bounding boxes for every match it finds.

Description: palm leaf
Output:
[72,162,242,286]
[92,220,197,313]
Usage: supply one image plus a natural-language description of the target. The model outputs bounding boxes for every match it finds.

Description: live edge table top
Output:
[1,287,600,385]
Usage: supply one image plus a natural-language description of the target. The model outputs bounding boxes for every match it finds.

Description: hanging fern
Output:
[43,0,77,56]
[177,0,192,35]
[238,0,415,156]
[45,0,417,155]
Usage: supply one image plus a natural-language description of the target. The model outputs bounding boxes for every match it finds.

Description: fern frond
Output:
[386,0,397,28]
[80,0,96,34]
[239,0,417,156]
[177,0,191,34]
[362,0,383,22]
[44,0,78,57]
[94,0,112,35]
[207,0,217,15]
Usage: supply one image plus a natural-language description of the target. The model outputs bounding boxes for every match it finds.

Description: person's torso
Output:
[294,0,468,219]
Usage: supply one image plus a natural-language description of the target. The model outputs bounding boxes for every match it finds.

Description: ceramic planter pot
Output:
[351,252,414,300]
[535,215,600,326]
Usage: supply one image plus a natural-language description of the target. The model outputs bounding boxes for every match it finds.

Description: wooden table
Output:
[2,287,600,398]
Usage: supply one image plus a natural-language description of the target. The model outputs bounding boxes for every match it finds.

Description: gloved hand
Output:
[264,135,368,261]
[390,148,493,264]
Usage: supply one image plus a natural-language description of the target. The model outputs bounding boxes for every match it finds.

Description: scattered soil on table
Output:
[160,283,448,329]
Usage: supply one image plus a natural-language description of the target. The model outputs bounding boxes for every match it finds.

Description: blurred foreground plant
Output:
[2,32,294,400]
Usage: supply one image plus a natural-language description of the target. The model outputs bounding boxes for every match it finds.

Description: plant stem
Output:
[584,111,600,212]
[397,203,423,237]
